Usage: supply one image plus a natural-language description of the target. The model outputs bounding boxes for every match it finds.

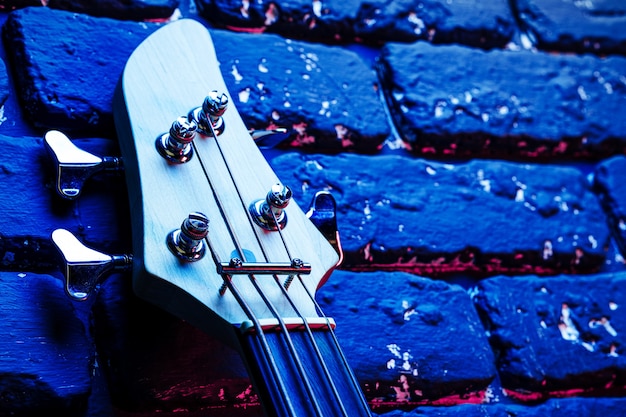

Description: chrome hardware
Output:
[249,183,292,231]
[44,130,123,199]
[155,116,198,163]
[166,212,209,261]
[188,91,229,136]
[218,257,311,275]
[218,257,310,295]
[51,229,133,301]
[283,258,307,289]
[307,191,343,267]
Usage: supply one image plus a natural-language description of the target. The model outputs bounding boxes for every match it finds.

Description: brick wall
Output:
[0,1,625,416]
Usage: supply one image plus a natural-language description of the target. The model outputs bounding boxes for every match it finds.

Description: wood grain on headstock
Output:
[113,20,339,347]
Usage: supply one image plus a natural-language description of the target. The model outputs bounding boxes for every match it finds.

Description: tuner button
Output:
[51,229,132,301]
[155,116,198,164]
[44,130,123,199]
[166,212,210,262]
[188,90,229,136]
[249,183,292,231]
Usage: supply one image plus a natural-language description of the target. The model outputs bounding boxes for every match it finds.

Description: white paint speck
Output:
[559,304,580,341]
[0,106,7,126]
[407,12,425,35]
[312,0,322,16]
[231,65,243,82]
[387,343,402,358]
[363,201,371,219]
[238,88,250,103]
[318,101,330,115]
[305,160,324,170]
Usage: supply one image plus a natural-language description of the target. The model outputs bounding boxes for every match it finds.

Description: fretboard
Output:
[239,325,372,417]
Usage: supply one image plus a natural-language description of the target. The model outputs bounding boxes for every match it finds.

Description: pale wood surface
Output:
[114,19,339,342]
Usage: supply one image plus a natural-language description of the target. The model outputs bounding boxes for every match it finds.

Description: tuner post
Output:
[166,212,210,262]
[249,183,292,231]
[155,116,198,164]
[188,91,229,136]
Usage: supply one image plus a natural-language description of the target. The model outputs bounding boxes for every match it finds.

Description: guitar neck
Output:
[239,325,371,417]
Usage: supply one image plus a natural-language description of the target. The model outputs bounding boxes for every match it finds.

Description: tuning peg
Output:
[44,130,123,200]
[188,91,229,136]
[51,229,133,301]
[249,183,293,231]
[155,116,198,164]
[166,212,210,262]
[306,191,343,266]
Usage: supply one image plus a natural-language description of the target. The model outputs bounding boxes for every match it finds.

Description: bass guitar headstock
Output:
[48,20,342,346]
[46,20,375,417]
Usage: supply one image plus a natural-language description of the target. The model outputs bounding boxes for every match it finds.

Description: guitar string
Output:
[194,124,368,415]
[222,272,297,417]
[213,115,357,415]
[204,124,329,416]
[261,181,368,413]
[193,119,329,416]
[297,274,372,413]
[190,139,299,417]
[271,270,350,417]
[267,210,351,416]
[289,230,369,412]
[246,273,327,417]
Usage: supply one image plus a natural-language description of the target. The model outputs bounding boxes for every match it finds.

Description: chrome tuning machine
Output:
[188,90,229,136]
[51,229,133,301]
[249,183,292,231]
[155,116,198,164]
[44,130,123,200]
[166,212,210,262]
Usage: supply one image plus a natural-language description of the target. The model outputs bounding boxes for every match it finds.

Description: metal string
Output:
[272,271,350,417]
[267,211,350,416]
[193,117,330,416]
[297,273,372,413]
[191,139,299,416]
